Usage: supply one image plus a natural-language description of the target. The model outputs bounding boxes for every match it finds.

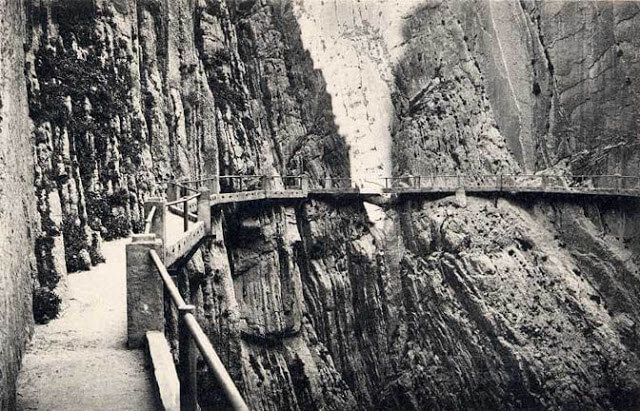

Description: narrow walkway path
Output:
[16,238,159,411]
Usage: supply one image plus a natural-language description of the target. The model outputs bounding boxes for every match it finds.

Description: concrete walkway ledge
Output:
[146,331,180,411]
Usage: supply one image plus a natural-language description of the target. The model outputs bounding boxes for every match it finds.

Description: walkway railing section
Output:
[383,174,640,196]
[129,172,639,410]
[172,173,640,198]
[129,181,246,411]
[149,249,248,411]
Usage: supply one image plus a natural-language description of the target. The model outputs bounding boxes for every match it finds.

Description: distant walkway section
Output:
[171,174,640,206]
[382,174,640,197]
[16,239,159,411]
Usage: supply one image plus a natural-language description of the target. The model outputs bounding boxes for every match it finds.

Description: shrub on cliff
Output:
[33,287,61,324]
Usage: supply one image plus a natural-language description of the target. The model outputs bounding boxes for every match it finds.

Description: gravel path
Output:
[16,238,160,411]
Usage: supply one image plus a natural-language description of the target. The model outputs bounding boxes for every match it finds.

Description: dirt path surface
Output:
[16,238,160,411]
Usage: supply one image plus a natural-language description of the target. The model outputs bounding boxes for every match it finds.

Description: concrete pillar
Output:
[197,187,211,234]
[127,234,165,348]
[145,198,167,255]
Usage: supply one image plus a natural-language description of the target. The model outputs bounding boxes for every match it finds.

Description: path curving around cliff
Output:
[15,238,159,411]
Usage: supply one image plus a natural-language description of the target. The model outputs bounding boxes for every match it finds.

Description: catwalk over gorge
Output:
[4,0,640,410]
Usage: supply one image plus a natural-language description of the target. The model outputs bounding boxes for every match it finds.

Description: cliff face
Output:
[0,0,37,408]
[283,0,640,409]
[19,0,640,410]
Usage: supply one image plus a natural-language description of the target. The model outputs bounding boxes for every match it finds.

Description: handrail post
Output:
[300,175,310,195]
[126,234,165,348]
[179,305,198,411]
[209,176,220,194]
[262,175,273,193]
[183,200,189,233]
[167,183,179,202]
[617,175,622,191]
[198,188,212,234]
[326,178,333,189]
[145,198,167,258]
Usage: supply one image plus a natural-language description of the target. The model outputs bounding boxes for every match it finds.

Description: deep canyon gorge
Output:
[2,0,640,410]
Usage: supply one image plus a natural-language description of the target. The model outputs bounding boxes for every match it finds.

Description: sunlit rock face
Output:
[286,0,640,409]
[293,0,423,189]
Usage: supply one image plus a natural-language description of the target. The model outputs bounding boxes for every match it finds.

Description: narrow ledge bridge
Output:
[127,173,639,411]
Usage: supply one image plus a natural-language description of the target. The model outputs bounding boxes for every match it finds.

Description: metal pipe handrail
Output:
[150,250,186,307]
[144,206,156,234]
[382,173,640,193]
[323,177,352,181]
[178,177,218,184]
[149,249,249,411]
[166,205,198,222]
[183,314,249,411]
[219,174,264,179]
[165,192,201,207]
[172,182,201,194]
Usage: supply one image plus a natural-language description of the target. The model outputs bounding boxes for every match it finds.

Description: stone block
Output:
[127,235,165,348]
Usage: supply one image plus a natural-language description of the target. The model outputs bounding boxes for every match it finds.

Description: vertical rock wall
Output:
[0,0,37,408]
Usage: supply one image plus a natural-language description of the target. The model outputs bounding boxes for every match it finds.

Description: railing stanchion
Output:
[179,305,198,411]
[167,183,179,202]
[197,188,212,235]
[300,175,310,195]
[183,200,189,233]
[262,175,272,193]
[618,176,622,191]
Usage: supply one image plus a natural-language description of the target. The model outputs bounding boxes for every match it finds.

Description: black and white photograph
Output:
[1,0,640,410]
